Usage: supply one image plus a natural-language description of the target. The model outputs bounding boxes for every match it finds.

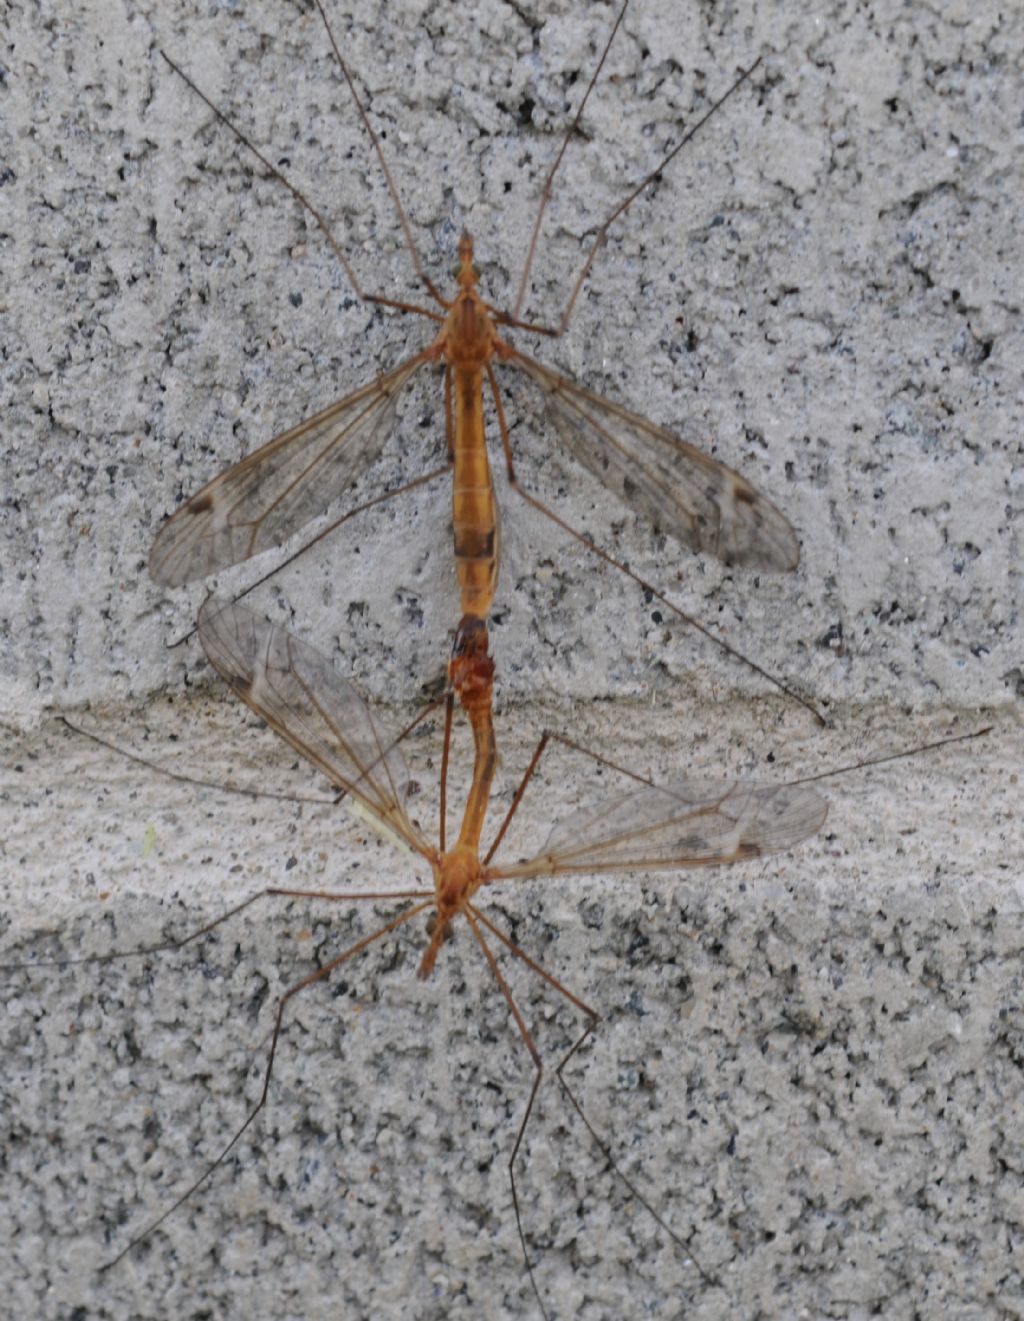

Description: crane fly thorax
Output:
[417,845,486,981]
[444,292,496,371]
[442,232,496,370]
[434,843,484,913]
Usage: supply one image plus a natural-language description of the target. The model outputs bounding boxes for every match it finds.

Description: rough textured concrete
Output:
[1,1,1021,1319]
[3,697,1020,1320]
[3,0,1019,719]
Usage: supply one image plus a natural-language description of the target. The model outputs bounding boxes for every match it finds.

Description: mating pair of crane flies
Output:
[47,0,860,1312]
[91,593,825,1306]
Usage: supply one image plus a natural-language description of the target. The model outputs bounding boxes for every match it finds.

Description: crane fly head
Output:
[452,231,482,289]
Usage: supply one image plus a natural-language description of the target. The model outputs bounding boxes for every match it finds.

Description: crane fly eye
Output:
[449,261,482,278]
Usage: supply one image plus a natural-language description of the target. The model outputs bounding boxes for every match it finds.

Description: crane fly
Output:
[79,595,825,1313]
[196,595,826,980]
[148,2,818,718]
[6,658,990,1315]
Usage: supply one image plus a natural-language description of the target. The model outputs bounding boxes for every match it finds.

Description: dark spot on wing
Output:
[189,492,214,514]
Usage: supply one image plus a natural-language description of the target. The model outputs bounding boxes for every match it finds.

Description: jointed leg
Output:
[99,895,433,1271]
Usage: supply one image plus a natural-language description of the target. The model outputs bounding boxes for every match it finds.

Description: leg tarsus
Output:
[99,897,432,1268]
[507,474,824,725]
[555,1026,719,1288]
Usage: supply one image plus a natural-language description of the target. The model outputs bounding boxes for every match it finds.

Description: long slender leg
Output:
[57,698,443,823]
[56,716,339,808]
[483,717,682,872]
[553,1026,717,1287]
[507,56,762,337]
[511,1,630,321]
[475,719,989,902]
[439,692,454,854]
[161,31,446,314]
[5,886,433,974]
[517,483,822,722]
[461,907,552,1321]
[484,366,822,724]
[471,905,595,1023]
[782,724,993,787]
[365,295,446,322]
[309,0,446,307]
[527,728,662,790]
[483,728,552,867]
[473,905,717,1287]
[99,896,434,1270]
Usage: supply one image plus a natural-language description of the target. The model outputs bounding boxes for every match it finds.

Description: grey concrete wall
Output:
[1,2,1021,1319]
[3,0,1019,719]
[4,695,1020,1320]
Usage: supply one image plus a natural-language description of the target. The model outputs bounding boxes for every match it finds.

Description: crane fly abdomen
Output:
[444,239,502,621]
[450,363,500,621]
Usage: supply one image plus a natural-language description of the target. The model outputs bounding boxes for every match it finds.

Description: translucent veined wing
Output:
[492,778,825,879]
[150,349,436,586]
[503,346,800,571]
[197,598,431,858]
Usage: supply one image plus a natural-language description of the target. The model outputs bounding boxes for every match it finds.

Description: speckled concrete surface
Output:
[3,0,1019,720]
[1,1,1021,1319]
[2,697,1020,1319]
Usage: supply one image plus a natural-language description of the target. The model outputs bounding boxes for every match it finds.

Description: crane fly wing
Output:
[150,349,435,587]
[197,598,431,858]
[492,779,825,879]
[503,347,800,572]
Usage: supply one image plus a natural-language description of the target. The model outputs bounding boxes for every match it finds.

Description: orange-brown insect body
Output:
[419,613,497,979]
[150,39,818,728]
[420,845,486,980]
[437,235,502,622]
